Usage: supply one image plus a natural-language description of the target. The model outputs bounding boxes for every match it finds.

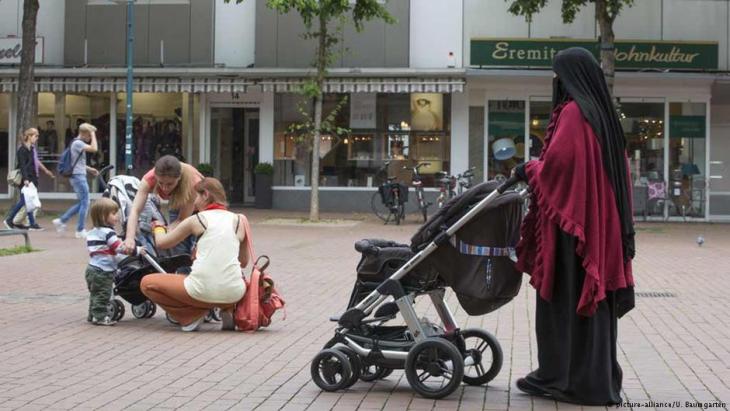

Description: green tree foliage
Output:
[506,0,634,95]
[228,0,394,221]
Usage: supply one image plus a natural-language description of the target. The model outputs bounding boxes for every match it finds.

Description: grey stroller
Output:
[311,177,525,399]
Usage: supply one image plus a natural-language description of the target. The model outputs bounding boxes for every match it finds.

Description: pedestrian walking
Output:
[511,47,636,405]
[4,128,44,231]
[53,123,99,238]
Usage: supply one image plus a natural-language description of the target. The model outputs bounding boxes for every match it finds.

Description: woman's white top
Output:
[184,210,246,304]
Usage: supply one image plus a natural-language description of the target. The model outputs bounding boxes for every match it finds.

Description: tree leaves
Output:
[505,0,632,24]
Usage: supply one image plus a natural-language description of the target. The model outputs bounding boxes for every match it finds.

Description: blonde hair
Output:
[22,128,38,143]
[78,123,97,134]
[90,198,119,227]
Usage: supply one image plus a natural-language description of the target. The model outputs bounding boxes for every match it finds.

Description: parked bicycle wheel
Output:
[371,191,390,222]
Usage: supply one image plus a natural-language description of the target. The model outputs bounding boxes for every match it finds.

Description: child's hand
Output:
[137,247,147,256]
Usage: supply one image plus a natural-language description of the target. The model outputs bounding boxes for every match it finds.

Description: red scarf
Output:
[204,203,227,211]
[516,101,634,316]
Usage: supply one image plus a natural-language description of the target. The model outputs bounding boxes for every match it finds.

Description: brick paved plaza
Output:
[0,211,729,411]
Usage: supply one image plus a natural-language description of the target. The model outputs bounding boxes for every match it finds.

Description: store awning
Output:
[0,73,465,94]
[260,77,465,93]
[0,77,256,93]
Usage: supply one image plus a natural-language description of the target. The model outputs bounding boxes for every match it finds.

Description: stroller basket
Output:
[115,254,192,305]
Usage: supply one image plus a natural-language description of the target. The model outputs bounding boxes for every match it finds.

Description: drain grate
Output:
[635,291,676,298]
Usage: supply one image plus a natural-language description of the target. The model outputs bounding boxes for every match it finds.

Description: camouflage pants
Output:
[85,265,114,321]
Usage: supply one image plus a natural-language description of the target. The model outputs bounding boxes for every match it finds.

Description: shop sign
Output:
[470,39,718,70]
[349,93,377,129]
[0,37,44,65]
[670,115,706,138]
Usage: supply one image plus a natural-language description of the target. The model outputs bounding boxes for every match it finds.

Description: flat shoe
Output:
[180,316,205,332]
[516,377,552,398]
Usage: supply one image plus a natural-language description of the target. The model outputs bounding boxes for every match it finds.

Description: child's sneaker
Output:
[75,230,88,239]
[92,316,116,326]
[52,218,66,233]
[28,224,44,231]
[3,219,15,230]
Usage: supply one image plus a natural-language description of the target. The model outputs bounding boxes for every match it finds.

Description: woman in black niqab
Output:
[515,47,635,405]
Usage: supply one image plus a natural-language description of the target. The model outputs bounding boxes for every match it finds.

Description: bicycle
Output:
[404,162,432,222]
[436,167,477,208]
[370,161,407,225]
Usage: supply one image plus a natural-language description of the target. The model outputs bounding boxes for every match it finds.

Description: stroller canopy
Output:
[410,181,524,315]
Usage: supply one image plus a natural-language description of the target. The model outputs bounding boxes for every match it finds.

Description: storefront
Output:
[467,38,725,221]
[262,75,466,211]
[1,70,466,211]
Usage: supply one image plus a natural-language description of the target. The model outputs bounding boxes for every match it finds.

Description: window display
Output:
[621,102,665,217]
[118,93,184,177]
[487,100,525,181]
[668,102,707,218]
[274,93,451,187]
[35,93,111,193]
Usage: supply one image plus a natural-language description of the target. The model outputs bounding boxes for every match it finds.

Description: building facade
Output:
[1,0,729,221]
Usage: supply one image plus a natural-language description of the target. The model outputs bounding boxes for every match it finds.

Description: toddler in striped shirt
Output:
[85,198,141,326]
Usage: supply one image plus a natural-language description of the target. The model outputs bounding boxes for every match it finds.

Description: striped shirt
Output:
[86,226,133,272]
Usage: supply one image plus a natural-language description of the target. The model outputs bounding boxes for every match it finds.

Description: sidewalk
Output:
[0,213,728,411]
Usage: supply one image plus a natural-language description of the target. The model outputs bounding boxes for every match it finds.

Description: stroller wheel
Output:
[360,364,393,382]
[460,328,503,386]
[336,347,362,389]
[405,338,464,399]
[311,349,353,392]
[108,299,125,321]
[132,301,151,319]
[145,302,157,318]
[166,312,180,325]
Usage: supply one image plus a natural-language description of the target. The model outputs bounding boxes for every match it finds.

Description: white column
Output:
[198,93,208,163]
[259,91,274,164]
[450,89,469,174]
[186,93,194,163]
[109,93,117,177]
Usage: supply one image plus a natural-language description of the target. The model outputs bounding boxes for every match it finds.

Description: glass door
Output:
[709,124,730,218]
[668,102,707,219]
[486,100,525,181]
[243,109,259,204]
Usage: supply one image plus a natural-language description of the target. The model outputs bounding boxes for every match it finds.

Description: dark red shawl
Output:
[516,101,634,316]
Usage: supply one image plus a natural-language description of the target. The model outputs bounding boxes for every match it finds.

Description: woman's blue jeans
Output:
[60,174,90,232]
[6,193,37,226]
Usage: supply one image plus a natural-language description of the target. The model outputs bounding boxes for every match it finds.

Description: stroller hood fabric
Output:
[411,181,524,315]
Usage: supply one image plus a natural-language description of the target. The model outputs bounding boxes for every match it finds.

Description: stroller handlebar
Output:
[497,174,521,194]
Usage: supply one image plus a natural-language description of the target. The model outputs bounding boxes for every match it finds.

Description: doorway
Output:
[210,107,260,205]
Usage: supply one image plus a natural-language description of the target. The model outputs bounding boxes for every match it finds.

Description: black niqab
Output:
[552,47,635,261]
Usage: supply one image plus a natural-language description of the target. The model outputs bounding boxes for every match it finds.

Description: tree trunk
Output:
[309,13,328,222]
[15,0,40,142]
[596,0,616,97]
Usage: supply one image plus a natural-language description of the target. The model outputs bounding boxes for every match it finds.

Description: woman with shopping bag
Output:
[4,128,44,231]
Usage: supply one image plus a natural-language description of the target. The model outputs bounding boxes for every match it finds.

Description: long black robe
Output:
[523,230,623,405]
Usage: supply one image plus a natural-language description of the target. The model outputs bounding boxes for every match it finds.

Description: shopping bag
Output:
[21,183,41,212]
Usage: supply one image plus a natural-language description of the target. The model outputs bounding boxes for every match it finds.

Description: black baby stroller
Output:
[312,177,525,399]
[96,166,206,323]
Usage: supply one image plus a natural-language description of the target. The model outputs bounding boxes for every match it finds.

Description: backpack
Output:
[57,140,83,177]
[234,215,285,331]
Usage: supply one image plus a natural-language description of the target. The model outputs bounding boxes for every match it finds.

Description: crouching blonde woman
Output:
[140,177,248,332]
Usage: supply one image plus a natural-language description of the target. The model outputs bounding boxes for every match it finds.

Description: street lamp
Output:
[112,0,135,173]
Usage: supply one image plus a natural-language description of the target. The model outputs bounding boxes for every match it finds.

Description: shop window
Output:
[118,93,185,178]
[620,102,665,217]
[487,100,524,180]
[0,94,8,195]
[668,102,706,218]
[528,101,552,160]
[274,93,451,187]
[35,93,112,193]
